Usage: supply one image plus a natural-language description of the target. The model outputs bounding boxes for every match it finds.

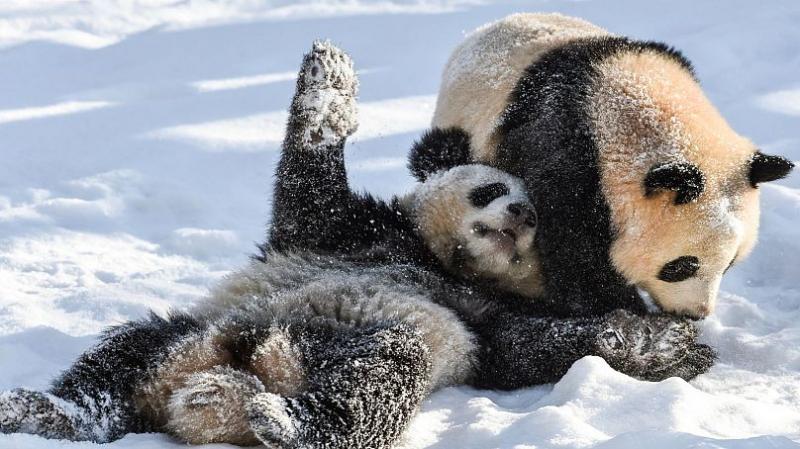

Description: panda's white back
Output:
[431,13,609,161]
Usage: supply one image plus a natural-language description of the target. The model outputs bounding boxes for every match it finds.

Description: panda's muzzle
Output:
[471,202,537,248]
[507,202,537,228]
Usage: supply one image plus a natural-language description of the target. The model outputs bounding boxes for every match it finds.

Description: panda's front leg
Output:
[595,310,716,381]
[471,308,714,389]
[247,323,433,449]
[268,41,360,253]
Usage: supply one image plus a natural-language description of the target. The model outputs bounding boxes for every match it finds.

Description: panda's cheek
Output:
[517,231,535,251]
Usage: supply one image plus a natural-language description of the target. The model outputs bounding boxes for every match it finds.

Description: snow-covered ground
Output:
[1,1,799,448]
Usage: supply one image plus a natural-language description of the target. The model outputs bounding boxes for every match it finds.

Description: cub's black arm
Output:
[470,308,715,389]
[263,42,414,258]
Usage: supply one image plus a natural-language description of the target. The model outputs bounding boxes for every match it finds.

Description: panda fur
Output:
[0,41,715,448]
[424,13,795,318]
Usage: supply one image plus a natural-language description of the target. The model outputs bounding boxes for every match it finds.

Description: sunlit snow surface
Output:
[1,1,799,448]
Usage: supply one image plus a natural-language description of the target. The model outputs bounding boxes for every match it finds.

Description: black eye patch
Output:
[658,256,700,283]
[469,183,510,208]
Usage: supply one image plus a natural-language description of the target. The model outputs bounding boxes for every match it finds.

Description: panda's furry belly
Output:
[132,253,478,438]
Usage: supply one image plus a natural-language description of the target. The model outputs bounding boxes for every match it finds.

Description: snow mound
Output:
[400,358,800,449]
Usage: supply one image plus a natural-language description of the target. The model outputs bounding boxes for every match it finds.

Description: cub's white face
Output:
[410,165,543,297]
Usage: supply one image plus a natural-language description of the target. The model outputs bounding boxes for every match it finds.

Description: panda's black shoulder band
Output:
[408,127,472,182]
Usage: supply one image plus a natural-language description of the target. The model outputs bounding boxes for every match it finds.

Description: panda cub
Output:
[0,42,711,448]
[409,161,543,298]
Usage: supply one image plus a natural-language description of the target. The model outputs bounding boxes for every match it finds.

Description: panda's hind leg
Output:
[248,323,433,449]
[163,326,308,446]
[0,388,82,440]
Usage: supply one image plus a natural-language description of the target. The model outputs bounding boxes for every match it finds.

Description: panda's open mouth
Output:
[472,222,518,251]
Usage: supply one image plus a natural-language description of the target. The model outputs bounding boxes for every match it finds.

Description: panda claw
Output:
[656,343,717,381]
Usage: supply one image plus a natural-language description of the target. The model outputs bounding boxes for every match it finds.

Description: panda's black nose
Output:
[507,203,537,228]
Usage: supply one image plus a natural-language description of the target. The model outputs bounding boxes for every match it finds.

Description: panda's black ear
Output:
[644,161,705,205]
[408,127,472,182]
[749,151,794,187]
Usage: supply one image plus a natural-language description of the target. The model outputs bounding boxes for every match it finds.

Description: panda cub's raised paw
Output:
[291,40,359,149]
[0,388,82,440]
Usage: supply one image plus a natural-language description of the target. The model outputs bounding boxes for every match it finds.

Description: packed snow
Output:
[1,1,799,448]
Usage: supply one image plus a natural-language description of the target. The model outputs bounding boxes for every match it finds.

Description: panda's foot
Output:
[247,392,301,449]
[166,366,264,446]
[595,310,715,381]
[0,388,82,440]
[291,40,359,149]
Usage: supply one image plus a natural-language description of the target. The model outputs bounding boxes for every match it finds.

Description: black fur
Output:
[49,312,203,440]
[262,79,437,268]
[471,308,715,389]
[749,151,795,187]
[469,182,510,208]
[644,161,706,204]
[408,127,472,182]
[493,37,698,316]
[658,256,700,283]
[250,323,432,449]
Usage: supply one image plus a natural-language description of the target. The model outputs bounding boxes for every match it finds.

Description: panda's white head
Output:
[407,164,543,297]
[590,49,795,318]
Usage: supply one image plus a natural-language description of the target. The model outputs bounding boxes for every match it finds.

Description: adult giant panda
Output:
[422,13,795,318]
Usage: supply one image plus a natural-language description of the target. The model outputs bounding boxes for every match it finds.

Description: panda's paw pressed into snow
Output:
[596,310,716,382]
[248,392,301,449]
[0,388,82,440]
[292,40,359,149]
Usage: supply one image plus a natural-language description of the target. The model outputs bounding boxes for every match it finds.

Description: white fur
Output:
[431,13,609,161]
[196,254,478,391]
[410,165,543,297]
